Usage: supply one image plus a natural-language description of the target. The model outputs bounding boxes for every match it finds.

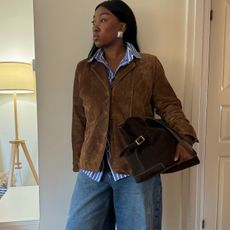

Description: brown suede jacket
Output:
[72,53,197,174]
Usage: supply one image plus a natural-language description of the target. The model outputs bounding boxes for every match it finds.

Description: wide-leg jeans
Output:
[66,171,162,230]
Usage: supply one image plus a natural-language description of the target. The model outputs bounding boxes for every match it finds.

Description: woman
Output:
[66,1,197,230]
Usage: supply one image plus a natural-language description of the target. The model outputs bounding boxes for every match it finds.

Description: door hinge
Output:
[210,9,213,21]
[202,219,205,229]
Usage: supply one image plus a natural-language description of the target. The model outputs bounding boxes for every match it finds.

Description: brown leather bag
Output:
[119,117,200,183]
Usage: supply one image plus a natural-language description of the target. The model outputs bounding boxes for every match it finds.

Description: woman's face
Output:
[92,6,125,48]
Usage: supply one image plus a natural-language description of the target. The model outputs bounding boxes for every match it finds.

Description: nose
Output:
[92,23,99,32]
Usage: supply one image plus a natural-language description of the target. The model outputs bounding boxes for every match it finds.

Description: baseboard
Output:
[0,220,39,230]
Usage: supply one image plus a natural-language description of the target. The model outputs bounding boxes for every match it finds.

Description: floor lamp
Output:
[0,62,39,187]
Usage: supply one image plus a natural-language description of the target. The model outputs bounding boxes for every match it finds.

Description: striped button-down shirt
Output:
[80,42,141,182]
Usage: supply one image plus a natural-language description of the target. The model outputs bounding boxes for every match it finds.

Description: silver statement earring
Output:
[117,31,123,38]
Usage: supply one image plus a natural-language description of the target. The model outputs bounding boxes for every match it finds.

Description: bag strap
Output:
[120,135,146,157]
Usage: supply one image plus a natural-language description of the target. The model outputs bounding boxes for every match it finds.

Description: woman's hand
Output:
[174,143,193,163]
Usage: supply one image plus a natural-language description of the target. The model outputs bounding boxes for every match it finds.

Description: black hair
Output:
[88,0,140,58]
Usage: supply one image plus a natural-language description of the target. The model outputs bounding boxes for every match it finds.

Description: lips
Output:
[93,34,99,41]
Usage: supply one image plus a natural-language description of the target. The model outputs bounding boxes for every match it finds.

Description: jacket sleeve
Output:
[72,63,86,171]
[151,57,198,144]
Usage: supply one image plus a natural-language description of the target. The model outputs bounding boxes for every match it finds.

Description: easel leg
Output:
[7,143,18,187]
[20,142,39,185]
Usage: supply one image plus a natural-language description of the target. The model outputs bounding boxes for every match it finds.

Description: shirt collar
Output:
[88,42,141,63]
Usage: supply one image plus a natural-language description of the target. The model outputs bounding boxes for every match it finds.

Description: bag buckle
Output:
[135,136,145,146]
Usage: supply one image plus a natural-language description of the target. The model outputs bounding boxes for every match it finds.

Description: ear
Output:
[121,23,127,32]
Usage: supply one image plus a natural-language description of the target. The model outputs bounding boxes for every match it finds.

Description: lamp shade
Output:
[0,62,34,94]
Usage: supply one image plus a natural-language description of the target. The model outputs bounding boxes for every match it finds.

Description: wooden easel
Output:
[7,140,39,187]
[7,93,39,187]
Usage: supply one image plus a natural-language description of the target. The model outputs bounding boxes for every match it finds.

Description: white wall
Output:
[0,0,38,186]
[34,0,190,229]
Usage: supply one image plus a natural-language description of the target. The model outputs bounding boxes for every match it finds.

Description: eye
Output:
[100,18,107,23]
[91,17,108,26]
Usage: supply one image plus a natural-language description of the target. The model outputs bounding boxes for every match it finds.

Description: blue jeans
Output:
[66,171,162,230]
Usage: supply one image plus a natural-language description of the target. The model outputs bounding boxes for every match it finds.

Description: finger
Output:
[174,148,180,161]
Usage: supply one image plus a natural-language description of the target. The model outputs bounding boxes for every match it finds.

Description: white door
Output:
[204,0,230,229]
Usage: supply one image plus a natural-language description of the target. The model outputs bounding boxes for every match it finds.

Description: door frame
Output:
[186,0,211,229]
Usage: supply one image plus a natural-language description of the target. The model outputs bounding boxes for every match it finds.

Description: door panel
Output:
[204,0,230,229]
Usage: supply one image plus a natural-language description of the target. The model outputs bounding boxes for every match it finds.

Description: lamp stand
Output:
[7,93,39,187]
